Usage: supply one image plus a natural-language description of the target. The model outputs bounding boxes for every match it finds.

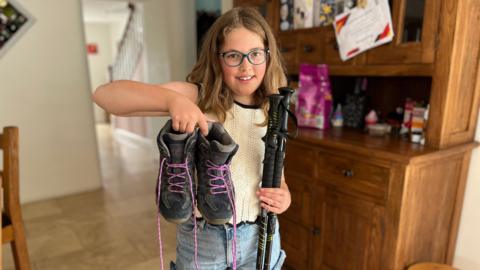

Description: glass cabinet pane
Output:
[402,0,425,42]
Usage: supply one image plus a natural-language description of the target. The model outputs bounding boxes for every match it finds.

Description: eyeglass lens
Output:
[222,49,267,66]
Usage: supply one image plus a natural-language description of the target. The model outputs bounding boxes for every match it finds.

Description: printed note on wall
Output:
[333,0,394,61]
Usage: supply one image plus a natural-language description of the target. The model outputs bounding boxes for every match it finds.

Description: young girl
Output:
[93,7,291,270]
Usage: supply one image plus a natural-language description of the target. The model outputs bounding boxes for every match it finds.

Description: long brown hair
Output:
[187,7,287,124]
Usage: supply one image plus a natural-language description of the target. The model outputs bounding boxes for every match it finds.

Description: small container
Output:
[365,110,378,128]
[367,123,391,136]
[411,131,422,143]
[332,104,344,127]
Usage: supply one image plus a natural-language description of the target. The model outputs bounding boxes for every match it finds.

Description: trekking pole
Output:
[256,87,295,270]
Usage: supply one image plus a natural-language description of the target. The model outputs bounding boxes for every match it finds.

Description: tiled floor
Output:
[3,124,176,270]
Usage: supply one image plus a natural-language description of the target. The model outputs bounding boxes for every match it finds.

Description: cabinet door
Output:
[283,172,314,227]
[279,216,313,270]
[366,0,440,64]
[313,191,385,270]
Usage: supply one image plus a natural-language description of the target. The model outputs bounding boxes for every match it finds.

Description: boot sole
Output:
[205,218,230,225]
[165,216,191,224]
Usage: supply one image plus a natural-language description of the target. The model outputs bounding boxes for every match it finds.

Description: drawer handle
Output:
[312,227,321,236]
[303,45,314,53]
[280,47,291,53]
[342,169,354,177]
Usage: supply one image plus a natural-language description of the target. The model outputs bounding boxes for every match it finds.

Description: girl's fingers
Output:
[261,203,281,214]
[259,193,284,204]
[185,121,196,134]
[171,119,180,132]
[261,196,276,206]
[179,120,188,133]
[198,116,209,136]
[260,188,284,195]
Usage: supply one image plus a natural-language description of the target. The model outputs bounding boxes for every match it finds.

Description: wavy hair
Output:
[187,7,287,124]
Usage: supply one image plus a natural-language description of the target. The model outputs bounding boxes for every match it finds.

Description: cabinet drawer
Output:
[285,141,317,177]
[297,32,324,65]
[317,153,390,201]
[278,33,298,74]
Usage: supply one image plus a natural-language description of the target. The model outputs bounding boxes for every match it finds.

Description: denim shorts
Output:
[171,218,286,270]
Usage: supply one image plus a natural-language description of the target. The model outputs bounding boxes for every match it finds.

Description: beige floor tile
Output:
[2,245,15,269]
[25,213,78,239]
[105,194,156,218]
[22,200,63,221]
[125,220,178,260]
[125,250,176,270]
[28,228,84,260]
[69,215,129,249]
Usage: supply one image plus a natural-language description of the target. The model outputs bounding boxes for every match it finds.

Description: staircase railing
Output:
[110,3,144,81]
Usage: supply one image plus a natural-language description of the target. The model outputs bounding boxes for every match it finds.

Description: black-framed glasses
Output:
[218,48,269,67]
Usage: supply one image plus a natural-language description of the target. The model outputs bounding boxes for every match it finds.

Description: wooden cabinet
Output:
[280,130,477,270]
[232,0,480,269]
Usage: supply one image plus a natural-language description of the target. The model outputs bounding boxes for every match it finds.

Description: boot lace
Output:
[156,157,199,270]
[206,160,238,270]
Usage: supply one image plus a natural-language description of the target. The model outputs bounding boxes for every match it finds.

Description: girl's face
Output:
[219,27,267,105]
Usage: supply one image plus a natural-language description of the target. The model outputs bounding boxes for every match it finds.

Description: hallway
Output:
[3,124,176,270]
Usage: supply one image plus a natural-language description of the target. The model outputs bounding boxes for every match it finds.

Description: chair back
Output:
[1,126,20,217]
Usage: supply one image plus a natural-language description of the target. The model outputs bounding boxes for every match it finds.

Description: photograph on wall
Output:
[0,0,35,58]
[280,0,294,31]
[294,0,314,29]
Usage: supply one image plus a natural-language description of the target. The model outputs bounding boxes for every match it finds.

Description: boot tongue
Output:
[164,133,188,163]
[210,140,236,165]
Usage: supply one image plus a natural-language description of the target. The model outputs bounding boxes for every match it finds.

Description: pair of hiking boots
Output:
[155,120,239,225]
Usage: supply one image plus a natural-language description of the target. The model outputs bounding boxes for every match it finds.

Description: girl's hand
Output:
[167,95,209,135]
[257,185,291,214]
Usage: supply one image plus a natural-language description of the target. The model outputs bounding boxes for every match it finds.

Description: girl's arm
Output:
[92,80,197,116]
[92,80,209,135]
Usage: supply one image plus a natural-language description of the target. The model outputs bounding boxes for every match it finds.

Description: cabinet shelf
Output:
[291,127,476,164]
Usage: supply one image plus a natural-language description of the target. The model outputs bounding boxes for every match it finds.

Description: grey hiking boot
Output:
[196,122,239,225]
[155,120,197,224]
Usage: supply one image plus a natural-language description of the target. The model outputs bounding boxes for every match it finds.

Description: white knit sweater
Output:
[204,102,267,224]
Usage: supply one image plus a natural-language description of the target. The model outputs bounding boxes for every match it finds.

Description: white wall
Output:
[454,112,480,270]
[222,0,233,14]
[0,0,102,203]
[142,0,196,140]
[85,22,113,123]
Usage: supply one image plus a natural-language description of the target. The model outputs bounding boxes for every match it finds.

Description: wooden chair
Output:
[408,262,459,270]
[1,126,31,270]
